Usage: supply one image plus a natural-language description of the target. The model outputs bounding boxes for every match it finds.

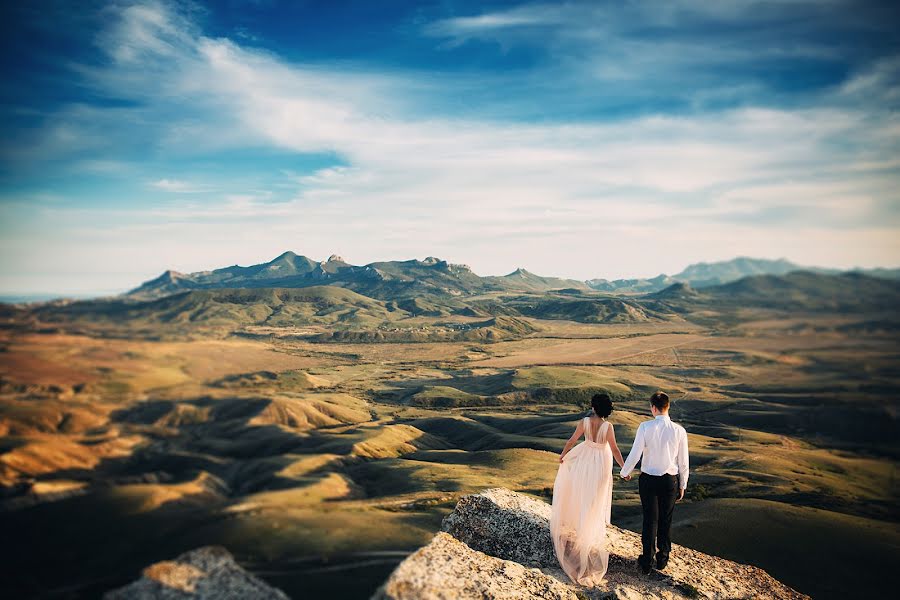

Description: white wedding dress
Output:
[550,416,614,586]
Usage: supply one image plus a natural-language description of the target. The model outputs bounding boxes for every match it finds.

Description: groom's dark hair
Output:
[591,393,613,418]
[650,391,670,410]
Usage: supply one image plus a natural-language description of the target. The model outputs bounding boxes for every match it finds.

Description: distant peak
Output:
[421,256,441,265]
[509,267,531,277]
[327,254,345,263]
[272,251,298,261]
[654,281,701,298]
[158,269,185,282]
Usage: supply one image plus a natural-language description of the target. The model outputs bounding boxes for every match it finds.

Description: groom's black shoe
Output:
[637,555,652,575]
[656,553,669,571]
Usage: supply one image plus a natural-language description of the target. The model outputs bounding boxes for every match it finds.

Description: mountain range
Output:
[125,251,592,302]
[587,257,899,293]
[124,253,900,302]
[15,254,898,339]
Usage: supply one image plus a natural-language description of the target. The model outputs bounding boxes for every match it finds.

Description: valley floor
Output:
[0,312,898,599]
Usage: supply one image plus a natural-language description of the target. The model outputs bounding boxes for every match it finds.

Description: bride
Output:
[550,393,625,586]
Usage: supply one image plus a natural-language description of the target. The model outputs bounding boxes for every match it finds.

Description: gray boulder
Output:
[104,546,289,600]
[372,532,577,600]
[441,486,557,567]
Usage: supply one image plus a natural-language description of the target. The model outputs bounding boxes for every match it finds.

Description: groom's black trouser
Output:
[638,473,678,564]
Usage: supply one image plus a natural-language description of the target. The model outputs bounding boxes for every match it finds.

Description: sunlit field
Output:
[2,298,898,598]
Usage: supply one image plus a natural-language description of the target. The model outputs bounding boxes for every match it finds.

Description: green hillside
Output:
[35,286,401,328]
[513,295,675,323]
[705,271,900,310]
[12,265,900,342]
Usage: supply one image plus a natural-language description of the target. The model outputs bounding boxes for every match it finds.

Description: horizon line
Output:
[4,255,898,301]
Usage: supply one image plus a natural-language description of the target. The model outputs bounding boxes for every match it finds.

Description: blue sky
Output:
[1,0,898,295]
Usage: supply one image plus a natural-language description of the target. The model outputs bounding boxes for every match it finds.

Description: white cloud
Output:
[424,5,562,38]
[2,0,899,293]
[423,0,873,116]
[150,178,213,193]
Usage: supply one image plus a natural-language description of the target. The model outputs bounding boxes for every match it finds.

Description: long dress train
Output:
[550,416,613,586]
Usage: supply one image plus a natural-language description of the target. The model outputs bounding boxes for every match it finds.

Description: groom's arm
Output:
[620,423,645,478]
[677,426,689,491]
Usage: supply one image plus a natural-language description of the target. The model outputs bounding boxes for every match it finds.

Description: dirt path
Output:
[478,333,708,367]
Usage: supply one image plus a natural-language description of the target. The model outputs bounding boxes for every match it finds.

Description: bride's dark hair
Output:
[591,393,613,418]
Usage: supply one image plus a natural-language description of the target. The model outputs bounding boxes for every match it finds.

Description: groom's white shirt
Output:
[620,414,689,490]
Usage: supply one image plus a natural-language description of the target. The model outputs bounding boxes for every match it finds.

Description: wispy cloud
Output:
[424,0,893,110]
[0,0,898,293]
[424,5,558,39]
[150,178,213,193]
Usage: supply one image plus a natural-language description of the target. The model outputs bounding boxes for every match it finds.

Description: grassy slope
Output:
[2,306,899,600]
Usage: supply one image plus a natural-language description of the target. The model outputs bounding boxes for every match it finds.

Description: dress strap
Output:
[600,420,610,442]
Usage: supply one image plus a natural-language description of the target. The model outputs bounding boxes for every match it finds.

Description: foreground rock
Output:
[104,546,288,599]
[378,488,809,600]
[373,532,577,600]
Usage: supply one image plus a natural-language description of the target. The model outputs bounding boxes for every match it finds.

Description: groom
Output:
[620,391,689,574]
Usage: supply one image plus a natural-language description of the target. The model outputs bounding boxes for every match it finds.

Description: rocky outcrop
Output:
[107,489,808,599]
[104,546,288,599]
[375,488,809,600]
[442,487,557,567]
[372,532,578,600]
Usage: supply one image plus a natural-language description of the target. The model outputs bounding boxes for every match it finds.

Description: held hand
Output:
[559,455,565,463]
[621,474,631,481]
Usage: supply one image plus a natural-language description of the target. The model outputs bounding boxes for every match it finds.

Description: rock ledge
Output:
[375,488,809,600]
[105,488,809,599]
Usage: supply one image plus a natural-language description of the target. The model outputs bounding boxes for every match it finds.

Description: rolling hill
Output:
[512,295,677,323]
[13,270,900,340]
[6,253,900,341]
[700,271,900,311]
[2,261,899,600]
[673,257,805,286]
[586,273,676,293]
[588,257,812,293]
[34,286,402,329]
